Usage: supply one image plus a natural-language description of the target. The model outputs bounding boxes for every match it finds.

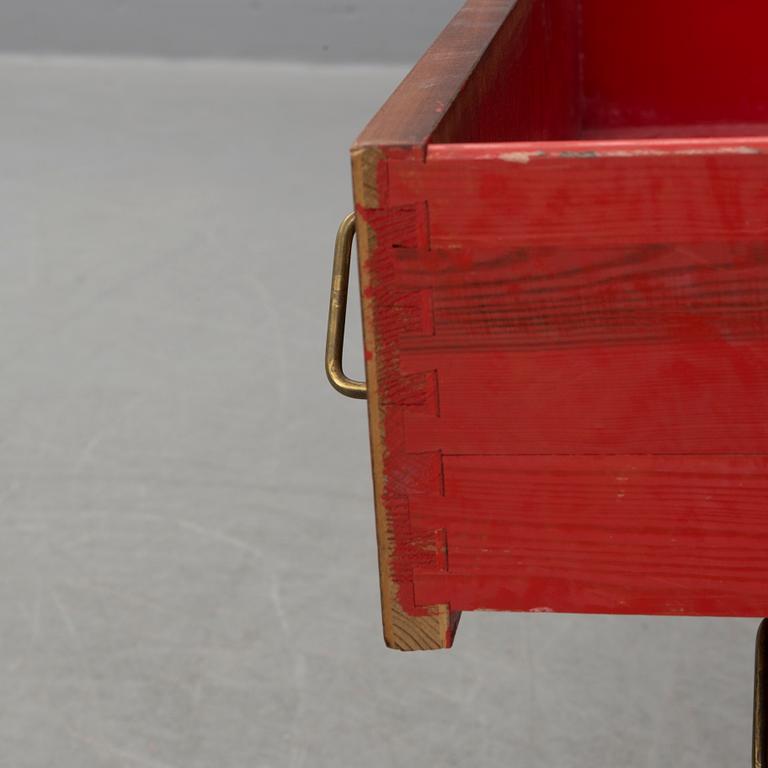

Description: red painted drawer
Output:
[344,0,768,650]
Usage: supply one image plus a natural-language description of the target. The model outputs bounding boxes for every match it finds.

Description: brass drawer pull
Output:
[325,213,367,400]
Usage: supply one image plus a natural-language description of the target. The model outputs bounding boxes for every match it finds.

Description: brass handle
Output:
[325,213,367,400]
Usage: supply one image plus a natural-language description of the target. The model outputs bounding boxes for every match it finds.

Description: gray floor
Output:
[0,55,758,768]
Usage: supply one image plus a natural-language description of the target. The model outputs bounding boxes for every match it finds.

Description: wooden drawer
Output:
[335,0,768,650]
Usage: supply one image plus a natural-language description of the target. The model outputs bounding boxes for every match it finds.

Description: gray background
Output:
[0,0,464,62]
[0,4,759,768]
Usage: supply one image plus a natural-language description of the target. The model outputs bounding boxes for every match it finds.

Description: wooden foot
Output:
[383,602,460,652]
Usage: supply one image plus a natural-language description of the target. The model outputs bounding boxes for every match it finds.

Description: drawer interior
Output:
[433,0,768,144]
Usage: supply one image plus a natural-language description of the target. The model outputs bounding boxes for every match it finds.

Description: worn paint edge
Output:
[351,146,458,651]
[428,137,768,163]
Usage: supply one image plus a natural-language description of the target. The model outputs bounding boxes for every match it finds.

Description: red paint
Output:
[581,0,768,133]
[355,0,768,630]
[360,201,445,618]
[412,455,768,615]
[430,1,768,145]
[390,140,768,248]
[364,140,768,617]
[430,0,580,144]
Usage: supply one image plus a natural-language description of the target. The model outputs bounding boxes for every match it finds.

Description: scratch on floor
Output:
[172,517,265,559]
[51,588,78,641]
[69,727,181,768]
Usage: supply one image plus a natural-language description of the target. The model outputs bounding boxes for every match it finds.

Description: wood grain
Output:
[386,139,768,623]
[350,0,768,650]
[352,147,459,651]
[429,0,579,144]
[411,455,768,615]
[393,140,768,248]
[355,0,580,151]
[352,0,586,650]
[355,0,518,151]
[386,234,768,455]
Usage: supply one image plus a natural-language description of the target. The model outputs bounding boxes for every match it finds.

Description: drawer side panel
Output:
[412,455,768,614]
[384,140,768,617]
